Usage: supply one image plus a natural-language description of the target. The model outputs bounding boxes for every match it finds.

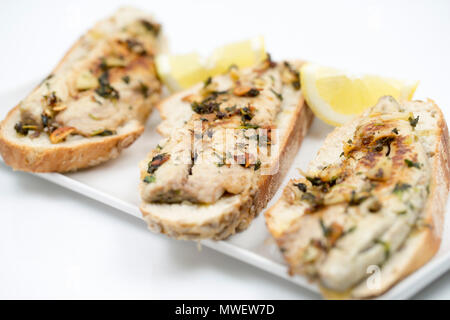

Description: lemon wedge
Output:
[301,63,419,126]
[155,36,266,92]
[155,53,208,92]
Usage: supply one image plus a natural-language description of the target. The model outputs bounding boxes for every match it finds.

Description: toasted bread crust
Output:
[141,94,314,240]
[244,97,314,231]
[0,105,144,173]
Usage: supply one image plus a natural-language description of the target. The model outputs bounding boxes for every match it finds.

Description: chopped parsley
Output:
[393,183,411,195]
[139,82,149,98]
[140,19,161,36]
[294,182,307,192]
[306,176,323,186]
[319,219,330,237]
[244,88,260,97]
[404,159,421,169]
[91,129,116,137]
[374,239,390,260]
[302,192,318,204]
[225,105,237,113]
[14,122,32,135]
[96,72,119,100]
[143,175,156,184]
[283,61,301,90]
[239,122,260,130]
[191,100,220,114]
[122,75,130,84]
[148,153,170,174]
[254,159,262,171]
[373,136,395,156]
[269,88,283,101]
[124,39,147,55]
[239,106,254,122]
[349,190,369,206]
[408,115,419,129]
[43,91,60,107]
[203,76,212,88]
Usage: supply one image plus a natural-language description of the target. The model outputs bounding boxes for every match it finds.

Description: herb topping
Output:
[96,72,120,100]
[408,115,419,129]
[148,153,170,174]
[405,159,421,169]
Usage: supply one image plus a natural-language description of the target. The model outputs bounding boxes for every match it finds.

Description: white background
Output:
[0,0,450,299]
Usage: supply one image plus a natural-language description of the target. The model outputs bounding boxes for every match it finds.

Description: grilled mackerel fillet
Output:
[140,57,313,240]
[266,96,450,298]
[0,7,162,172]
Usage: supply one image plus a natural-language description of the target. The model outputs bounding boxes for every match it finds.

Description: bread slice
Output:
[0,7,163,172]
[139,59,314,240]
[265,96,450,299]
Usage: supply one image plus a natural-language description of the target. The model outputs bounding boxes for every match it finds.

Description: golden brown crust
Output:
[141,94,314,240]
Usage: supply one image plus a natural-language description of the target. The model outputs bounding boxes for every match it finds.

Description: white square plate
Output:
[2,81,449,299]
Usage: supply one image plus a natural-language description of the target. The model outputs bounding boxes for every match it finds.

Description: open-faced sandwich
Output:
[0,7,162,172]
[265,96,450,298]
[139,57,314,240]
